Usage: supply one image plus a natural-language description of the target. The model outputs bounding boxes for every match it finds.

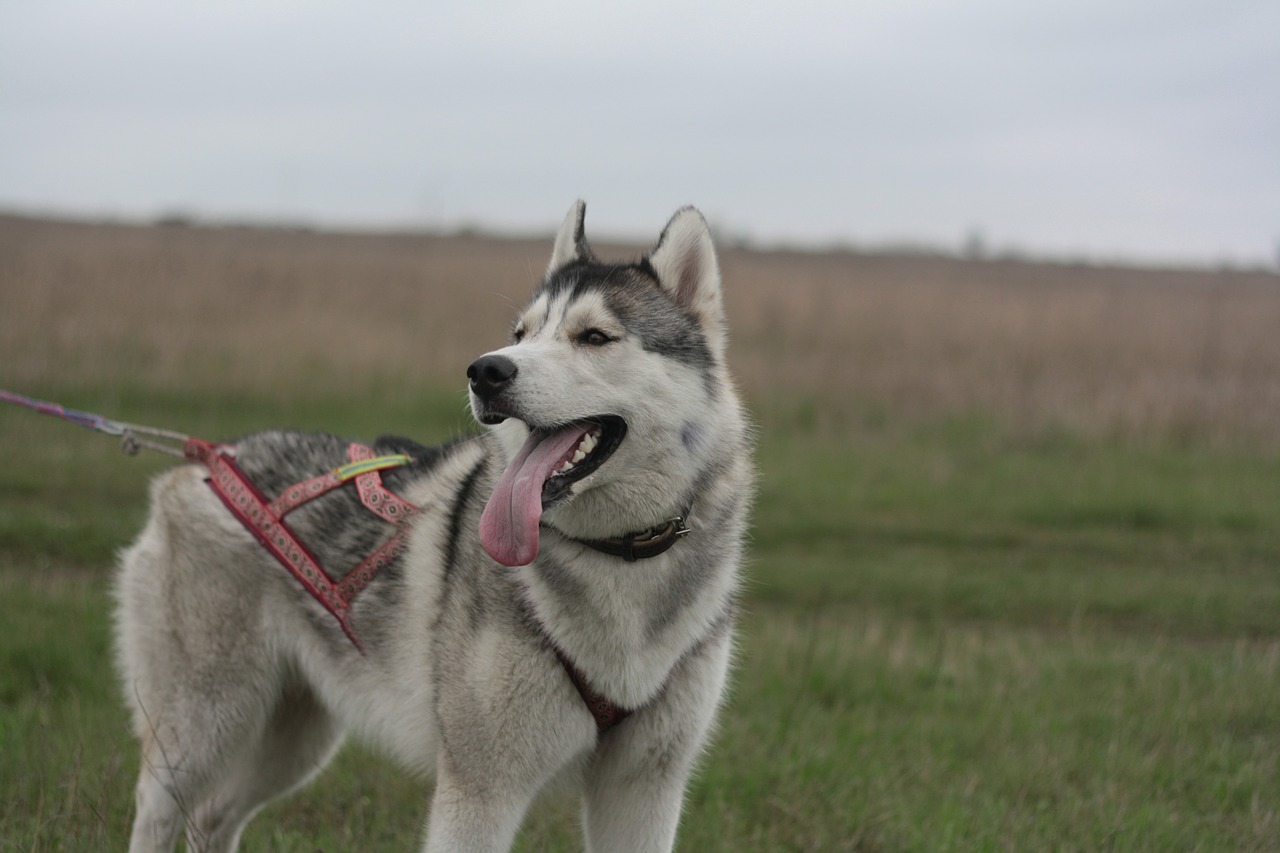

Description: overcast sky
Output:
[2,1,1277,265]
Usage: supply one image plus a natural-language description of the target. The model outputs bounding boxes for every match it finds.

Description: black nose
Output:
[467,354,518,400]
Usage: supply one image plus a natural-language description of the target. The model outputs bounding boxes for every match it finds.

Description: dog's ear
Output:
[547,199,594,275]
[646,206,725,351]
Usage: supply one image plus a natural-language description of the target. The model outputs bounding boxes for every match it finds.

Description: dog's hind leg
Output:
[125,676,342,853]
[183,678,344,852]
[124,664,283,853]
[124,696,263,853]
[117,468,328,852]
[126,735,184,853]
[117,485,256,853]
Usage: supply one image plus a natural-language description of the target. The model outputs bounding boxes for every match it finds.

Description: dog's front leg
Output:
[424,637,597,853]
[582,757,690,853]
[422,755,533,853]
[581,634,733,853]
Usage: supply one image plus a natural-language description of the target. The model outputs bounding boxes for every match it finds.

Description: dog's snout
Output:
[467,354,518,400]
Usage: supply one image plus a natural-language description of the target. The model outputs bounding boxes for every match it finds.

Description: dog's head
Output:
[468,201,731,566]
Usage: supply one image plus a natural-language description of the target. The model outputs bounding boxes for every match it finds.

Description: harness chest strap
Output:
[182,437,631,732]
[554,646,632,730]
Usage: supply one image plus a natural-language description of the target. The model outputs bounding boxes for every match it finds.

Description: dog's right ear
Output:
[547,199,594,275]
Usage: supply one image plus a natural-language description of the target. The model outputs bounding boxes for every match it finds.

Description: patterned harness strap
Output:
[183,437,630,732]
[183,439,416,652]
[554,646,632,731]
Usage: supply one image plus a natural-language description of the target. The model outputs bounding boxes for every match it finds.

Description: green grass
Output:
[3,384,1280,850]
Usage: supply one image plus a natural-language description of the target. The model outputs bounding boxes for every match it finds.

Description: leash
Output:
[0,388,191,458]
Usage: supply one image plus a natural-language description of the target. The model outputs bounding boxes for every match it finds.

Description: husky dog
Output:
[114,202,753,852]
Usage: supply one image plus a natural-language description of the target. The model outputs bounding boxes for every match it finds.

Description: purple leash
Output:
[0,388,190,458]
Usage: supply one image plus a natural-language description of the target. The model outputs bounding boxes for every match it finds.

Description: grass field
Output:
[2,215,1280,850]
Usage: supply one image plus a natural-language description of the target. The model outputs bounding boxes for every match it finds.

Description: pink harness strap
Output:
[267,469,345,517]
[184,439,416,652]
[353,459,417,524]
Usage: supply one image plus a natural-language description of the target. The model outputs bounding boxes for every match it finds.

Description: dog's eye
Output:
[578,329,613,347]
[512,327,526,344]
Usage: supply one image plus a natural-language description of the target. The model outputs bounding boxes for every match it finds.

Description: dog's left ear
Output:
[547,199,595,275]
[647,206,726,353]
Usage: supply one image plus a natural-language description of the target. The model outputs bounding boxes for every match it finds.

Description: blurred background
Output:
[2,0,1278,267]
[3,2,1280,850]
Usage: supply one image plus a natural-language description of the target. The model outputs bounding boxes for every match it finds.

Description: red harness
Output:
[182,438,629,731]
[184,438,414,651]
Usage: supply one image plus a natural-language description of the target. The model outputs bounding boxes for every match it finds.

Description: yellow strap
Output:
[333,454,413,482]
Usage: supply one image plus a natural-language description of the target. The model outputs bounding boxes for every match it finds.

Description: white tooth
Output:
[572,449,586,463]
[580,434,597,453]
[559,460,574,472]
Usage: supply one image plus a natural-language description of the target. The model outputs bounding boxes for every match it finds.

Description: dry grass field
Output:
[4,214,1279,442]
[3,213,1280,850]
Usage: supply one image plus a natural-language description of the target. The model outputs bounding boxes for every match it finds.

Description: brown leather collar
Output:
[544,513,692,562]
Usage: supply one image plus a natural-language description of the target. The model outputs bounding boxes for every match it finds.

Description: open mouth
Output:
[479,415,627,566]
[540,416,627,508]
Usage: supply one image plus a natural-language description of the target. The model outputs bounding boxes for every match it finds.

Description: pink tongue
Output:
[480,423,592,566]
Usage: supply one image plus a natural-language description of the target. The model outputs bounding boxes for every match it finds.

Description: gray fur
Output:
[115,203,754,853]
